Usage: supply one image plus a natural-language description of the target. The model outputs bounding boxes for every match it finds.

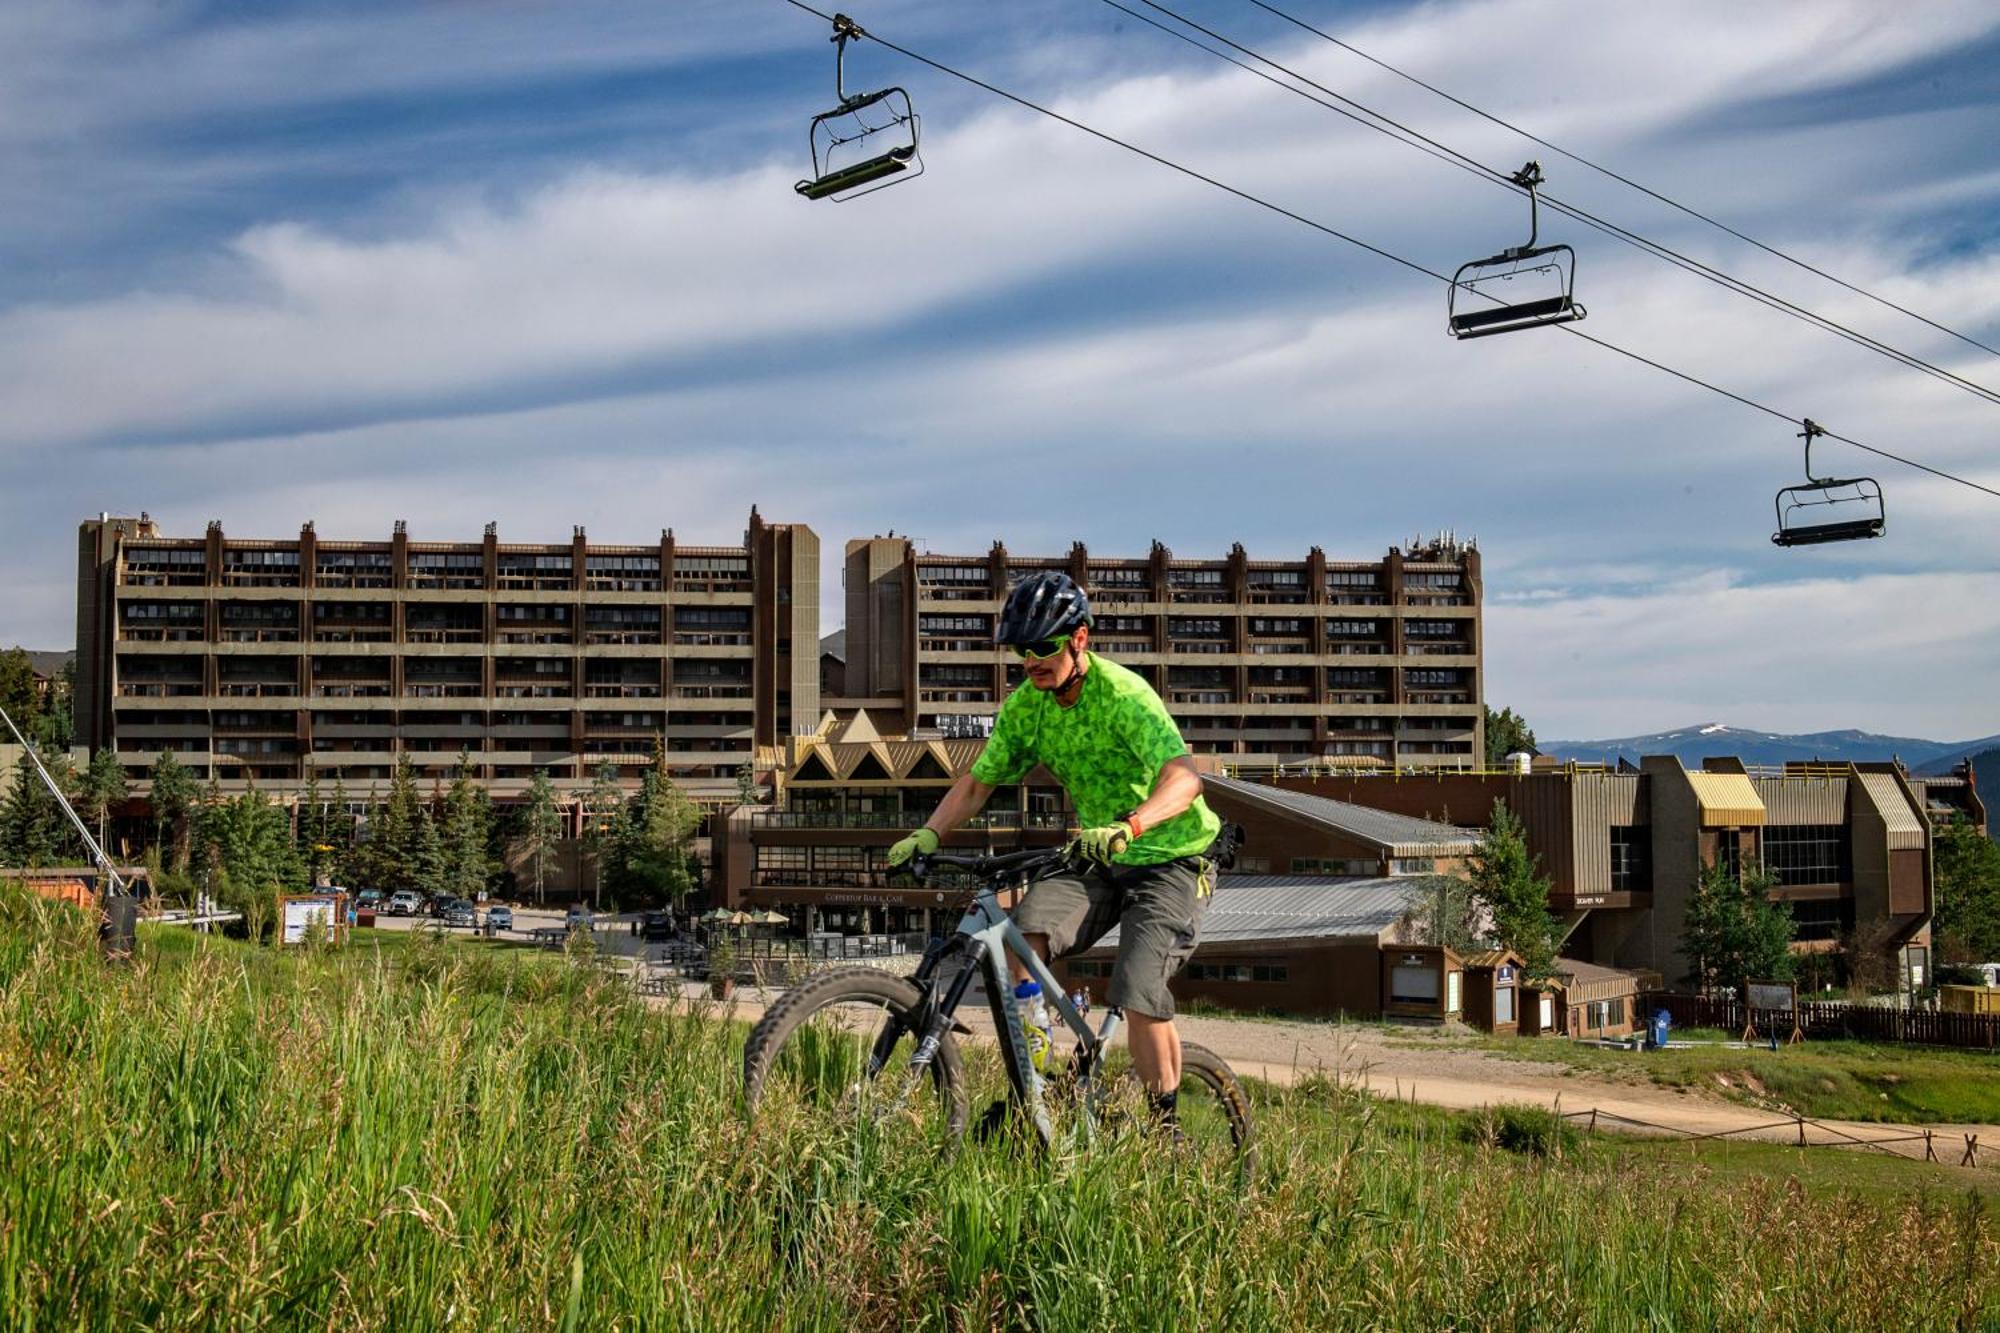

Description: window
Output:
[755,846,808,877]
[1390,961,1439,1003]
[1406,669,1463,687]
[1290,857,1376,876]
[1388,858,1436,875]
[1327,620,1381,637]
[1405,620,1459,638]
[1188,962,1288,983]
[1249,618,1305,635]
[920,614,989,634]
[1407,572,1462,590]
[1494,985,1516,1025]
[1609,827,1650,892]
[1585,997,1627,1032]
[1761,825,1847,886]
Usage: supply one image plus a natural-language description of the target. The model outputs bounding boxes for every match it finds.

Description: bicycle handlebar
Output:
[908,844,1077,882]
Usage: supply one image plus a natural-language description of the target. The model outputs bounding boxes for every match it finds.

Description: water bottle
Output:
[1014,978,1053,1073]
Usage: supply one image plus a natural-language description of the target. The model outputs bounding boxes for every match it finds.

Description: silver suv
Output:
[387,890,423,916]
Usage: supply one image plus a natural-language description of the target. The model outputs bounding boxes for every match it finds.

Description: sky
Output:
[2,0,1997,741]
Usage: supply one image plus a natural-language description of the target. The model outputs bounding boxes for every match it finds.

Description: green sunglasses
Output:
[1011,633,1073,661]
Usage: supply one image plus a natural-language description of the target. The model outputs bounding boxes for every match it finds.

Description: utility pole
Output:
[0,704,137,956]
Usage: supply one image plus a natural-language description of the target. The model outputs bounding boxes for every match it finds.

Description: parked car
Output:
[442,900,476,928]
[355,888,385,909]
[387,891,423,917]
[564,905,594,934]
[637,910,675,942]
[428,894,460,919]
[484,906,514,932]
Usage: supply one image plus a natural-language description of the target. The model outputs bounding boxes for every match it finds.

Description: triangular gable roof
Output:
[907,749,953,781]
[832,709,882,746]
[845,748,894,782]
[790,750,838,783]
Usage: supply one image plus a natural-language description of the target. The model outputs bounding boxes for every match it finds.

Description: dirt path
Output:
[681,981,1998,1168]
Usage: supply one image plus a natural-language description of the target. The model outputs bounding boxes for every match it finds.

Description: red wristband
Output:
[1124,813,1145,841]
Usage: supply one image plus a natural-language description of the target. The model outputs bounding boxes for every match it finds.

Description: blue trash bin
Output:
[1649,1010,1672,1050]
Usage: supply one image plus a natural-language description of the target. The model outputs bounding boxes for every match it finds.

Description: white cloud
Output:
[0,0,1996,743]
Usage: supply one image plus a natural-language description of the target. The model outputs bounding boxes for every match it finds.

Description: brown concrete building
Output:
[838,532,1484,769]
[1258,755,1937,989]
[75,510,818,801]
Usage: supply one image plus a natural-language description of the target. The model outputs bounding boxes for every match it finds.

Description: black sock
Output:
[1149,1089,1179,1125]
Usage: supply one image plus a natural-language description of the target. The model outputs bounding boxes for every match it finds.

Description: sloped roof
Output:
[1203,775,1481,856]
[831,709,881,746]
[1685,772,1765,827]
[1854,771,1926,849]
[819,629,846,662]
[1084,874,1422,950]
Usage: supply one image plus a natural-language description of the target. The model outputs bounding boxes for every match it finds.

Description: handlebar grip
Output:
[1108,832,1129,855]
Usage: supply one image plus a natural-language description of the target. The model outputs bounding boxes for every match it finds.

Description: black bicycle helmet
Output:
[994,570,1091,646]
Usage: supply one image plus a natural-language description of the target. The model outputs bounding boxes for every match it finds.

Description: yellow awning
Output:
[1686,772,1765,827]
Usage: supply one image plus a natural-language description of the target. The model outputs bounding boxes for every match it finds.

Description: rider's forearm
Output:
[923,773,994,837]
[1124,756,1203,836]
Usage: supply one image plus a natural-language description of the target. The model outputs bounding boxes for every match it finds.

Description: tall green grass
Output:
[2,887,1994,1331]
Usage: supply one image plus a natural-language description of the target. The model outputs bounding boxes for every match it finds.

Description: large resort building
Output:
[837,532,1485,770]
[75,510,819,802]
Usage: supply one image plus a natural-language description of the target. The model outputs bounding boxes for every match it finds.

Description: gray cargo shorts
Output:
[1012,856,1213,1020]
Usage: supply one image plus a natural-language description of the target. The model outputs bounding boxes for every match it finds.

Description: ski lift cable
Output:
[772,0,2000,502]
[1111,0,2000,411]
[1240,0,2000,362]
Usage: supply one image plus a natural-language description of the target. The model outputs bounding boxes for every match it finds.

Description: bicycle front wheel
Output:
[742,966,969,1139]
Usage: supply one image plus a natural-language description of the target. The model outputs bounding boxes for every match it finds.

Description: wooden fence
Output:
[1644,992,2000,1051]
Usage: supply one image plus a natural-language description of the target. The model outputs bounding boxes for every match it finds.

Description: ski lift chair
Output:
[1772,420,1885,547]
[795,14,922,202]
[1448,162,1585,339]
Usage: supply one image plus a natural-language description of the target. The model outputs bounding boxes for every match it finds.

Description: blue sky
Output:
[3,0,1998,739]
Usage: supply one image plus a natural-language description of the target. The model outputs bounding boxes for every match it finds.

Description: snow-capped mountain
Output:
[1542,724,2000,770]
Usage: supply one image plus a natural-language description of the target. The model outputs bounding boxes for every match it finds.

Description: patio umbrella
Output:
[701,907,736,922]
[753,910,789,925]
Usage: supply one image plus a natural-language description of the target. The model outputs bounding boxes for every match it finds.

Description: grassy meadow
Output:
[1457,1026,2000,1126]
[2,887,1996,1331]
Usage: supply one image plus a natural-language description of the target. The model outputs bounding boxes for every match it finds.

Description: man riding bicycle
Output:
[887,570,1221,1127]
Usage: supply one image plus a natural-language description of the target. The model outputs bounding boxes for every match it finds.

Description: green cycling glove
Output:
[1074,822,1134,865]
[887,827,941,867]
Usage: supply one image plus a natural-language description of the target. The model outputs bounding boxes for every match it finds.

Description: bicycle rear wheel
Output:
[743,966,968,1139]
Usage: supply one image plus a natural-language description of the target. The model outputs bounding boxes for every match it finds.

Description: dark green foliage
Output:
[1482,705,1536,766]
[1933,816,2000,964]
[1465,800,1559,979]
[442,755,493,901]
[191,782,305,939]
[518,769,563,904]
[0,648,38,734]
[74,747,128,852]
[1681,857,1795,993]
[618,763,701,905]
[148,750,199,872]
[1460,1105,1577,1157]
[0,745,78,868]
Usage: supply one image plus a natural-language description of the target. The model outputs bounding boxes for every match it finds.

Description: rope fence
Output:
[1558,1100,1986,1169]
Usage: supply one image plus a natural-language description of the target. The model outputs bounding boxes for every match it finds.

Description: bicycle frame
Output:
[897,859,1121,1146]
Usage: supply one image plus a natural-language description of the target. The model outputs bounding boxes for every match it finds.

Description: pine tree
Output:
[1482,705,1537,766]
[75,747,129,857]
[624,766,701,908]
[299,763,328,886]
[442,754,491,902]
[0,648,40,736]
[734,762,762,807]
[412,808,447,899]
[149,751,199,872]
[1465,800,1560,979]
[583,763,629,906]
[0,750,68,867]
[1933,817,2000,964]
[519,770,563,905]
[1407,873,1479,952]
[1680,857,1794,993]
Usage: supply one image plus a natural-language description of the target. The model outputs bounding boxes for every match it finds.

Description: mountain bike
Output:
[742,844,1255,1165]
